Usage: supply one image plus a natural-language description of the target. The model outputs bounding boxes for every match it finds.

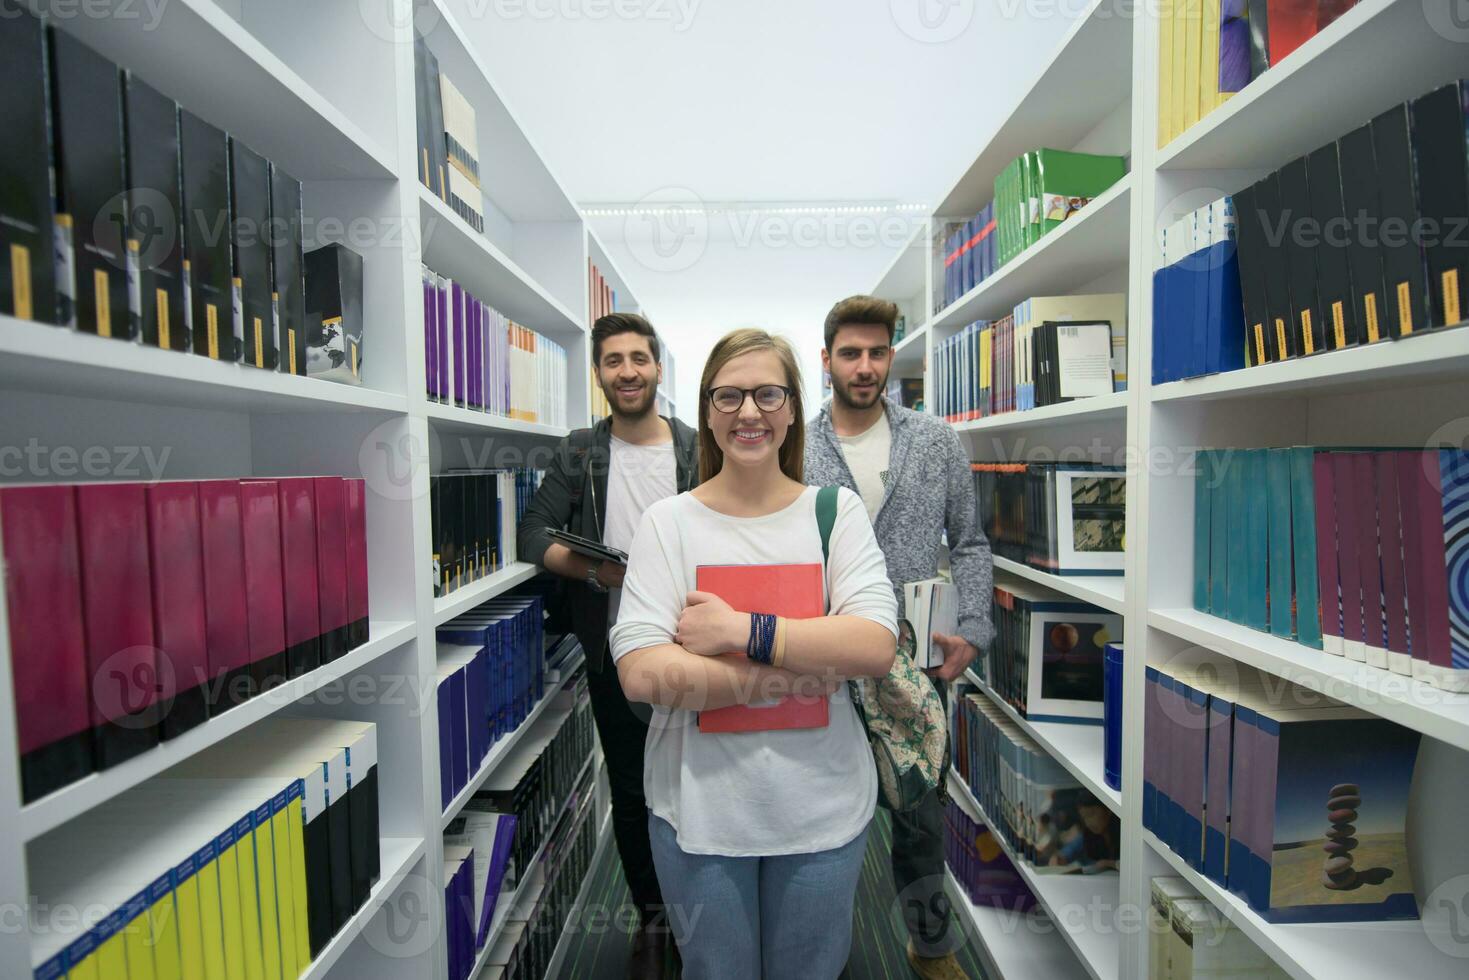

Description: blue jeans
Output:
[647,812,868,980]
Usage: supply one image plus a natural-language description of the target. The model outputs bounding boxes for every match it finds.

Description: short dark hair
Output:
[592,312,660,366]
[823,295,898,350]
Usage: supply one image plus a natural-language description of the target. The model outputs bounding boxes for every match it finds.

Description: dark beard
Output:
[831,370,888,411]
[603,378,659,420]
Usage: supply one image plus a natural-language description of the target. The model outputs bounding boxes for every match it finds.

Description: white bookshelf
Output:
[0,1,628,978]
[871,1,1469,976]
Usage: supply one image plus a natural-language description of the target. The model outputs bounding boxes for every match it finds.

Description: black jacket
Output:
[517,415,699,671]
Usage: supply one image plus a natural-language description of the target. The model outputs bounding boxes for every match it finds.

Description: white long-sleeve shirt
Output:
[609,486,898,856]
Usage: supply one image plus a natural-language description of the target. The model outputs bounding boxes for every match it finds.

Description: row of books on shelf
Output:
[884,376,924,410]
[1144,662,1421,922]
[1158,78,1468,382]
[421,266,569,426]
[933,293,1127,422]
[983,575,1122,723]
[951,683,1121,873]
[1,476,370,805]
[1158,0,1358,149]
[972,462,1126,577]
[588,259,617,421]
[1192,447,1469,692]
[414,29,485,233]
[0,7,365,383]
[937,151,1126,312]
[1148,875,1287,979]
[429,469,541,598]
[440,682,595,978]
[944,799,1037,913]
[29,718,381,980]
[476,777,600,980]
[434,591,553,810]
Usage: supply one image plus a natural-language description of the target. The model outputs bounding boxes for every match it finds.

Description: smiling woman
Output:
[608,327,898,980]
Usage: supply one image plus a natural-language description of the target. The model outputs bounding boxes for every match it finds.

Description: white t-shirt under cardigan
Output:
[608,485,898,857]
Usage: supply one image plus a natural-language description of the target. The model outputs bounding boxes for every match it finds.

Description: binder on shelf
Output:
[76,483,161,767]
[346,478,370,649]
[48,26,130,339]
[0,3,56,323]
[1231,182,1271,367]
[1278,155,1323,356]
[1253,172,1295,361]
[1332,453,1366,663]
[199,480,256,710]
[278,477,323,679]
[1289,447,1323,651]
[1351,452,1388,670]
[0,485,93,803]
[1313,452,1343,655]
[1305,143,1357,351]
[1409,81,1469,330]
[1370,103,1427,339]
[270,163,308,376]
[123,73,187,351]
[1336,123,1388,344]
[1374,453,1412,676]
[145,481,210,740]
[180,109,234,361]
[1265,449,1293,638]
[314,476,351,664]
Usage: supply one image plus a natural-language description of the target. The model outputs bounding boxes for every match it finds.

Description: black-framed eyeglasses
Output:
[706,384,792,414]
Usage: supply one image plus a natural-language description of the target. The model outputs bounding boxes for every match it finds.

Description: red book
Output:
[198,480,252,710]
[277,477,321,678]
[696,563,829,734]
[1266,0,1320,65]
[1352,452,1387,669]
[313,477,349,664]
[76,483,160,767]
[1331,453,1365,661]
[345,478,369,649]
[240,480,287,692]
[1,485,93,802]
[1312,453,1342,655]
[145,482,210,740]
[1375,452,1411,675]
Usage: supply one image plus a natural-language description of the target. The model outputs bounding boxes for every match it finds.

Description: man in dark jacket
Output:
[518,313,696,980]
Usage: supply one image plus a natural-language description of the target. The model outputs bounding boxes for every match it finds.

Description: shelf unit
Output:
[867,0,1469,975]
[0,2,637,978]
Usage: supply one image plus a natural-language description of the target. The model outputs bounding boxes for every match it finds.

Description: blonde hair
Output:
[697,328,805,485]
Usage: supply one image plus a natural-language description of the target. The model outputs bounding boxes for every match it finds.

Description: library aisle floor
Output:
[555,812,989,980]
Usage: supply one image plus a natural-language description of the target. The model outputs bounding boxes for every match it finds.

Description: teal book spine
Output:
[1267,449,1295,637]
[1246,449,1271,631]
[1227,450,1249,624]
[1290,448,1323,648]
[1194,450,1212,611]
[1211,451,1231,618]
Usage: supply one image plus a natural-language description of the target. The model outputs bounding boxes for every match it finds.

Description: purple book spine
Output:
[1205,697,1232,884]
[465,292,477,410]
[436,278,449,400]
[452,281,466,408]
[1353,452,1388,667]
[1332,454,1365,659]
[1218,0,1251,94]
[424,273,436,400]
[1376,452,1411,673]
[473,299,485,410]
[481,302,492,415]
[1314,452,1343,654]
[478,815,519,944]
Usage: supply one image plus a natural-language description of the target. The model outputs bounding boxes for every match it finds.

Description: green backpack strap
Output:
[816,485,839,564]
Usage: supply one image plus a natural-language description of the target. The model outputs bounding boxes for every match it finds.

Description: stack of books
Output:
[1148,876,1287,978]
[1152,195,1246,383]
[414,31,484,232]
[1192,447,1469,692]
[29,718,381,980]
[1144,663,1421,922]
[944,799,1037,912]
[429,469,533,598]
[972,462,1126,577]
[1,478,370,803]
[443,809,518,979]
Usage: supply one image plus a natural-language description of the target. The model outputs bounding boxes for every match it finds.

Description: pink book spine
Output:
[1331,453,1366,662]
[1313,453,1343,655]
[1375,453,1412,675]
[1353,452,1388,669]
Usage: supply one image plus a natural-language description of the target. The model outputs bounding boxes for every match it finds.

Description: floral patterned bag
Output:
[816,486,949,812]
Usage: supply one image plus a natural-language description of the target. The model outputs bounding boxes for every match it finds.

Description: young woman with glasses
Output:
[609,328,897,980]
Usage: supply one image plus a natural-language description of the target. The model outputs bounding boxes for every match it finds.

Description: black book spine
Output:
[180,109,233,359]
[270,163,306,375]
[123,74,186,351]
[1337,123,1388,345]
[1371,102,1429,339]
[0,3,57,323]
[1231,184,1271,367]
[1409,82,1469,330]
[1253,172,1295,361]
[48,26,130,340]
[229,138,272,368]
[1245,0,1270,80]
[1305,143,1358,350]
[431,475,443,598]
[1278,156,1323,356]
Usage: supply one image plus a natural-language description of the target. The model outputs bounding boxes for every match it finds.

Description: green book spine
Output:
[1226,449,1249,624]
[1266,448,1294,637]
[1245,449,1270,630]
[1034,149,1127,238]
[1194,451,1212,611]
[1210,450,1230,617]
[1021,151,1038,248]
[1289,447,1322,648]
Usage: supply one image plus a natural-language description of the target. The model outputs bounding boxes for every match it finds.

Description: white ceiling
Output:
[450,0,1083,416]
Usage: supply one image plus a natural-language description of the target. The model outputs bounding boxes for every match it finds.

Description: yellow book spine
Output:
[251,807,283,980]
[232,819,268,980]
[120,892,158,980]
[285,794,312,974]
[62,928,103,980]
[174,859,207,980]
[1158,0,1175,148]
[269,801,299,979]
[1171,0,1189,141]
[146,876,182,980]
[96,917,129,980]
[1201,0,1222,119]
[1182,0,1202,131]
[216,831,248,980]
[193,844,229,980]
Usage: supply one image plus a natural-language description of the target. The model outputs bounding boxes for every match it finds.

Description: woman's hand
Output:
[674,591,748,657]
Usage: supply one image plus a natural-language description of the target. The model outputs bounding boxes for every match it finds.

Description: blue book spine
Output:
[1267,449,1295,637]
[1226,703,1258,905]
[1152,267,1168,385]
[1183,683,1209,870]
[1191,241,1210,380]
[1215,243,1246,372]
[1203,697,1232,885]
[1143,665,1159,830]
[437,679,453,809]
[1103,643,1123,791]
[1157,671,1177,850]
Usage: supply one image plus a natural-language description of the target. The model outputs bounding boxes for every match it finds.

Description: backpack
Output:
[815,485,950,812]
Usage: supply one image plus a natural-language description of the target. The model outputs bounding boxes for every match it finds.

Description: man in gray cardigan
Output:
[805,296,994,980]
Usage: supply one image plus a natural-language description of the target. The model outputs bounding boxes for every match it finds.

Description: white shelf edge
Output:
[952,390,1128,436]
[439,650,584,830]
[994,557,1126,615]
[20,620,417,841]
[962,668,1121,813]
[932,174,1133,331]
[299,836,426,980]
[948,768,1119,980]
[432,563,541,627]
[1148,607,1469,753]
[424,401,571,440]
[892,321,929,368]
[944,868,1092,980]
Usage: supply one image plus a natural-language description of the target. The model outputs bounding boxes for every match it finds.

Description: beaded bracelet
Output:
[746,612,778,665]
